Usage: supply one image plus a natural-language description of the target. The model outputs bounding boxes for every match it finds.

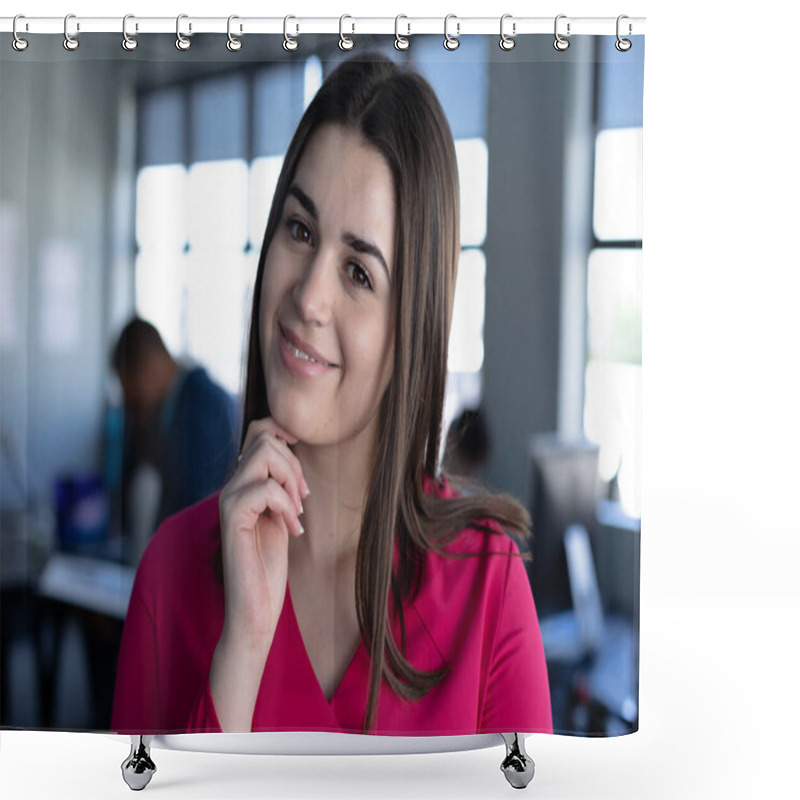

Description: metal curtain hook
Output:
[394,14,410,50]
[554,14,570,51]
[443,14,460,51]
[122,14,138,51]
[12,14,29,52]
[63,13,79,51]
[227,15,242,51]
[499,14,515,51]
[176,14,191,50]
[616,14,632,51]
[339,14,354,50]
[283,15,298,51]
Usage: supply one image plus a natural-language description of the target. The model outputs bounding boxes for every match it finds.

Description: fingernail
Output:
[299,501,304,515]
[298,521,305,535]
[302,478,310,497]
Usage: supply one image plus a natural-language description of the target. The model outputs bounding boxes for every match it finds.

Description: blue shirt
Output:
[156,365,238,525]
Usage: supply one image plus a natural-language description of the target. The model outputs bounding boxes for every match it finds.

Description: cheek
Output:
[349,313,394,391]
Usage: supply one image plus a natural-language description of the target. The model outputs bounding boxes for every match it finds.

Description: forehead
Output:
[291,124,396,273]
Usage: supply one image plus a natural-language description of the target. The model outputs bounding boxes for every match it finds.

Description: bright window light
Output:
[587,248,642,363]
[187,160,249,251]
[455,138,489,247]
[304,56,323,109]
[249,156,284,249]
[448,249,486,373]
[593,128,642,241]
[136,165,187,252]
[184,251,250,395]
[134,251,185,356]
[583,360,641,517]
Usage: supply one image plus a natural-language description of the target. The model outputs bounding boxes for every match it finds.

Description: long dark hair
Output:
[237,54,530,733]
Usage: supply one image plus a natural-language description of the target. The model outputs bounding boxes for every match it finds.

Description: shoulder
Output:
[181,367,232,406]
[135,492,221,594]
[416,474,520,607]
[184,366,225,393]
[423,472,519,559]
[407,477,525,668]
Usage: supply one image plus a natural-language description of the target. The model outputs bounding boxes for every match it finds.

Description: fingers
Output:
[239,418,310,500]
[223,417,310,540]
[241,440,304,515]
[262,478,305,537]
[242,417,298,448]
[223,477,304,538]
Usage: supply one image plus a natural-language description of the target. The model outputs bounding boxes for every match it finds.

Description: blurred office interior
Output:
[1,33,643,734]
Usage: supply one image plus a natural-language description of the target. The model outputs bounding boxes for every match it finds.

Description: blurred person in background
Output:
[111,317,238,560]
[442,407,491,481]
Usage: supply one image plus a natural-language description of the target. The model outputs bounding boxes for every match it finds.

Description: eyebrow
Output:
[288,184,391,282]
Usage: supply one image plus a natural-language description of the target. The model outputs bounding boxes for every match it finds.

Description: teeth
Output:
[289,341,317,362]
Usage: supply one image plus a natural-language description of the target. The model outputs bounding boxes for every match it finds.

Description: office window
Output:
[135,66,304,395]
[583,37,645,517]
[410,36,490,435]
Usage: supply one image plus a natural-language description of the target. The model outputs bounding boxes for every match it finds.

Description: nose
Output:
[292,249,335,327]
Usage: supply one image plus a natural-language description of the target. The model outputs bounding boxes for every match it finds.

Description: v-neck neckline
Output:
[285,582,366,708]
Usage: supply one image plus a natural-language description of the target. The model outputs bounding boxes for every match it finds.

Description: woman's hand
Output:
[217,417,309,644]
[210,417,309,731]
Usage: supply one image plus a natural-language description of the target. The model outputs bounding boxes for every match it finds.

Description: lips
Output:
[279,323,338,368]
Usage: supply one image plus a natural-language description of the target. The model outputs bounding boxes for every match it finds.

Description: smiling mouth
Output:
[280,325,337,368]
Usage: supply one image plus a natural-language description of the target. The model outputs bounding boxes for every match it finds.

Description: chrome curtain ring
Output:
[283,15,298,51]
[339,14,354,51]
[227,15,242,51]
[12,15,29,52]
[394,15,410,50]
[176,13,191,51]
[63,13,79,51]
[122,14,138,51]
[616,15,632,51]
[553,14,570,51]
[443,14,460,51]
[499,14,516,51]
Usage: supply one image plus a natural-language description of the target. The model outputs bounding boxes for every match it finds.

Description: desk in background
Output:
[2,509,135,729]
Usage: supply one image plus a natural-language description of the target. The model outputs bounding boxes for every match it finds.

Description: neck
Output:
[289,422,378,569]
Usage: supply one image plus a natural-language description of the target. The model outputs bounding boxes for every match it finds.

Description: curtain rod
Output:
[0,15,646,37]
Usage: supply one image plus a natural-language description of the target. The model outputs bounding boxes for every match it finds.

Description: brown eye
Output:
[347,262,373,291]
[288,218,312,245]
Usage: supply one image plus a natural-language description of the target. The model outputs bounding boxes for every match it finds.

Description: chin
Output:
[265,359,336,445]
[266,391,322,445]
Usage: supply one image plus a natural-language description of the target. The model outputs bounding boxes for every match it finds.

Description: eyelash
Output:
[285,217,374,292]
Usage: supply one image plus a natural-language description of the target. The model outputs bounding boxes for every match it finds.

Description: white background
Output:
[2,1,799,798]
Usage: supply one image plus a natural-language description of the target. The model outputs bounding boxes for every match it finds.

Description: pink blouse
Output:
[111,483,552,736]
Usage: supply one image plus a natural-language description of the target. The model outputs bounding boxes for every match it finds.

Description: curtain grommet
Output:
[122,14,138,51]
[12,15,29,52]
[63,13,79,51]
[499,14,516,51]
[553,14,570,52]
[615,15,632,51]
[227,15,242,52]
[175,14,191,51]
[283,15,299,51]
[394,15,410,51]
[339,14,354,51]
[444,14,460,51]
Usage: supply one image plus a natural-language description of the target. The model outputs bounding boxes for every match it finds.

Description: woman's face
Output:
[260,123,396,448]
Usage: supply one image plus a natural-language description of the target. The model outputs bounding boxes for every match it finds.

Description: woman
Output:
[112,54,552,736]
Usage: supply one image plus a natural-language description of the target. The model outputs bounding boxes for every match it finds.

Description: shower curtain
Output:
[0,18,644,745]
